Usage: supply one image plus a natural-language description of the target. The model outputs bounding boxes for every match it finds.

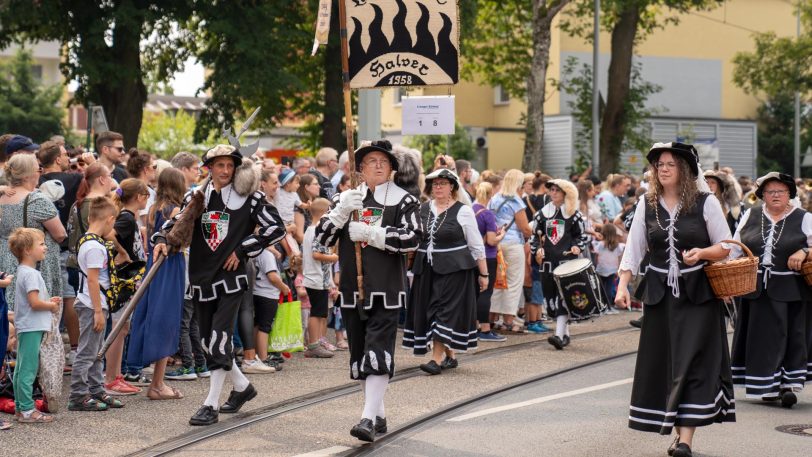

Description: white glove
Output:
[328,189,364,228]
[349,222,386,251]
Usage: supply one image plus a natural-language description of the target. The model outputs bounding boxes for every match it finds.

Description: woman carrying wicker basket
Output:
[728,172,811,408]
[615,142,735,457]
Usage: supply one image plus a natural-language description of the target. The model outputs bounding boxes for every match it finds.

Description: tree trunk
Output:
[523,1,570,172]
[599,2,639,175]
[90,16,147,149]
[321,0,344,151]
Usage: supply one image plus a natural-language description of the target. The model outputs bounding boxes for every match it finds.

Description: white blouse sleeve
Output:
[703,195,733,245]
[458,205,486,261]
[802,211,812,247]
[728,208,751,259]
[618,198,648,275]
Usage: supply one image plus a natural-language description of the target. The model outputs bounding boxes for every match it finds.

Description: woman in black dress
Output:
[404,169,488,375]
[615,142,735,457]
[730,172,811,408]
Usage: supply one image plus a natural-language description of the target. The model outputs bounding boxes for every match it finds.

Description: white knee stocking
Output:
[228,359,250,392]
[555,315,568,339]
[361,374,389,420]
[203,368,228,409]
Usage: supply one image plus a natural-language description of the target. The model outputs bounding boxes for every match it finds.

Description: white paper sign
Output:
[402,96,455,135]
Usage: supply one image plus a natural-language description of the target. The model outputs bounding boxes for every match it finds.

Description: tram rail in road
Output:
[129,326,637,457]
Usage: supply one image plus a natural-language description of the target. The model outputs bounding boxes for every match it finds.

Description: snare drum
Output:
[552,258,606,320]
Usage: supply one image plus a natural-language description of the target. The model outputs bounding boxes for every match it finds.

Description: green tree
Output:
[138,110,213,159]
[561,0,723,174]
[753,95,812,175]
[464,0,572,172]
[406,124,476,170]
[0,49,64,141]
[554,56,661,174]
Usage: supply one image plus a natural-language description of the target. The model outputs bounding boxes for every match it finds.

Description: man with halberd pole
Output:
[152,144,286,426]
[314,140,421,442]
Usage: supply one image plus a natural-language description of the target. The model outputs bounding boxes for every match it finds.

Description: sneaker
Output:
[165,367,198,381]
[105,376,141,396]
[319,337,338,351]
[478,331,507,342]
[526,323,550,334]
[268,353,285,364]
[241,356,275,374]
[66,349,77,366]
[262,357,283,371]
[196,365,211,378]
[123,372,152,387]
[141,365,154,375]
[605,307,620,315]
[304,344,335,358]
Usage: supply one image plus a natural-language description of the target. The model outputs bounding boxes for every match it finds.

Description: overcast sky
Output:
[171,58,205,97]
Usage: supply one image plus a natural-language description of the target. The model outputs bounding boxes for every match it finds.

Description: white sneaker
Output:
[141,364,154,375]
[66,350,77,366]
[241,356,275,374]
[605,307,620,315]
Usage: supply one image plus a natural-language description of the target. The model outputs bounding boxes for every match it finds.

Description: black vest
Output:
[636,193,717,305]
[739,206,808,302]
[413,201,477,275]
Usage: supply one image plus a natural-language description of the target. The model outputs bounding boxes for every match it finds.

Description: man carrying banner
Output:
[152,145,286,426]
[314,140,421,442]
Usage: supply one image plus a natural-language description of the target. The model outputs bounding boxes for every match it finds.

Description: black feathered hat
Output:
[355,140,399,172]
[754,172,797,199]
[646,142,699,177]
[424,168,461,191]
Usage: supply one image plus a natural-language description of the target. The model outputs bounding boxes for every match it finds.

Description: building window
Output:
[494,85,510,105]
[31,65,43,82]
[394,87,405,106]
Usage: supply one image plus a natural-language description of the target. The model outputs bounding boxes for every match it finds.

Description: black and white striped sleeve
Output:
[383,194,421,254]
[529,211,545,257]
[239,192,287,259]
[571,210,588,252]
[314,210,342,248]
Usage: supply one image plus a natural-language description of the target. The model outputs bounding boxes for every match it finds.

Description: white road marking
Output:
[447,377,634,422]
[292,446,352,457]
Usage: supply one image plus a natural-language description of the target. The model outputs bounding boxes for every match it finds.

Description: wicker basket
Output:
[704,239,759,298]
[802,261,812,286]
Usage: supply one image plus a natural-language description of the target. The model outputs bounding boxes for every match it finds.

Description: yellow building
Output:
[379,0,798,178]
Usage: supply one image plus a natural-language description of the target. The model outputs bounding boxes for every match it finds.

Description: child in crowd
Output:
[275,169,302,228]
[330,262,348,350]
[302,198,337,358]
[9,228,60,423]
[69,197,124,411]
[294,266,311,348]
[106,179,150,395]
[593,223,624,315]
[250,247,291,370]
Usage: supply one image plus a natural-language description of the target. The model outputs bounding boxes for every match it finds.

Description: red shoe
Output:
[105,375,141,396]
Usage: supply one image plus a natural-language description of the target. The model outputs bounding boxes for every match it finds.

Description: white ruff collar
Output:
[204,182,248,211]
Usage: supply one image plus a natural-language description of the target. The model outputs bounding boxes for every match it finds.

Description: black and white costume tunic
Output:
[731,205,812,398]
[528,202,588,318]
[620,193,736,434]
[155,183,286,371]
[314,182,421,380]
[403,200,484,355]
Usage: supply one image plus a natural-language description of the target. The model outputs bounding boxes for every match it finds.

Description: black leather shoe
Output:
[562,335,571,347]
[780,389,798,408]
[630,317,643,328]
[350,418,376,442]
[672,443,692,457]
[419,360,442,375]
[441,356,458,370]
[547,336,564,350]
[189,405,219,426]
[667,436,679,456]
[375,416,388,434]
[220,383,257,414]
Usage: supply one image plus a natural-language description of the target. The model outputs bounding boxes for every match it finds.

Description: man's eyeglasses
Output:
[763,190,788,197]
[362,159,390,168]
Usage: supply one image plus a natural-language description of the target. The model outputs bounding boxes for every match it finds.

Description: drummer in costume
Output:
[529,179,588,350]
[730,172,812,408]
[615,142,735,457]
[153,145,286,426]
[314,140,421,442]
[403,169,488,375]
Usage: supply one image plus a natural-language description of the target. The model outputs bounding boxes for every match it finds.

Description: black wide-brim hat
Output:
[646,142,699,177]
[755,172,796,199]
[202,144,243,168]
[703,170,726,189]
[424,168,461,191]
[355,140,399,172]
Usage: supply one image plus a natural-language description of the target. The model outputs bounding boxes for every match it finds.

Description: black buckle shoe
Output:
[189,405,219,426]
[780,389,798,408]
[350,418,376,442]
[562,335,570,347]
[419,360,442,375]
[375,416,388,434]
[667,436,679,456]
[547,335,564,350]
[441,356,458,370]
[220,383,257,414]
[672,443,692,457]
[630,318,643,328]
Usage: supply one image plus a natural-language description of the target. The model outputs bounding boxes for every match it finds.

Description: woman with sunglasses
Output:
[615,143,735,457]
[729,172,812,409]
[529,178,588,350]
